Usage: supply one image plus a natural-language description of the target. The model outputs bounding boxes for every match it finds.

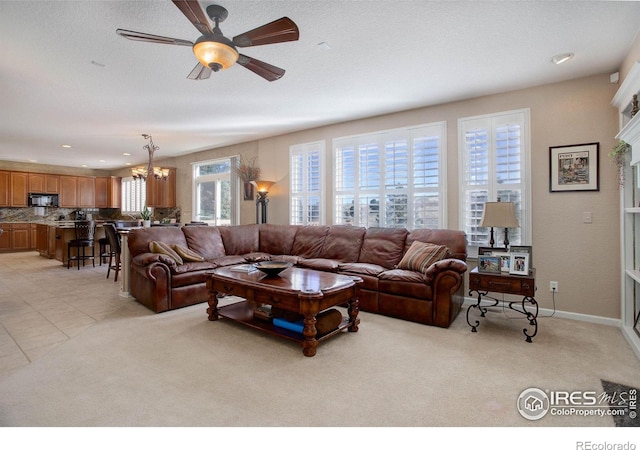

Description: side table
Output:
[467,267,538,342]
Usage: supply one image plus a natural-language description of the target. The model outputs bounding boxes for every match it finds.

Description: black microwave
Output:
[28,193,59,207]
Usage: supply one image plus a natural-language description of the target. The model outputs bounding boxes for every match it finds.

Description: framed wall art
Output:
[549,142,599,192]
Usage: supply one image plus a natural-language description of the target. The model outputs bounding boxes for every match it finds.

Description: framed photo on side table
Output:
[478,256,501,274]
[510,245,532,268]
[493,252,511,272]
[549,142,599,192]
[509,253,530,275]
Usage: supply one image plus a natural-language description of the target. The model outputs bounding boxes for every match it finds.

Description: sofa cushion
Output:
[211,255,247,267]
[128,226,189,258]
[319,225,366,262]
[358,227,408,269]
[219,224,260,255]
[378,268,427,283]
[259,224,299,255]
[244,252,272,262]
[291,226,329,258]
[396,241,448,273]
[149,241,184,265]
[172,244,205,262]
[338,262,386,277]
[297,258,341,272]
[406,229,467,261]
[182,226,226,260]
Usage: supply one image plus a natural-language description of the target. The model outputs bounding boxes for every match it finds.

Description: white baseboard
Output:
[462,296,621,327]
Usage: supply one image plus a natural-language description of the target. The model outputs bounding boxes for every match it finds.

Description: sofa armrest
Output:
[425,258,467,327]
[423,258,467,284]
[132,252,178,270]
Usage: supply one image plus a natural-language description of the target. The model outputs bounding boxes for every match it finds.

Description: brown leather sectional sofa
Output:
[127,224,468,327]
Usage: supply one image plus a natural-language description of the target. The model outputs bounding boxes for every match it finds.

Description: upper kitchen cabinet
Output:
[146,168,176,208]
[59,176,77,208]
[0,171,9,206]
[10,172,28,207]
[77,176,95,208]
[95,176,121,208]
[29,173,60,194]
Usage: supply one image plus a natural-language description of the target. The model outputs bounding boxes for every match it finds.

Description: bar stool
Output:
[98,237,109,266]
[67,221,96,269]
[103,222,121,281]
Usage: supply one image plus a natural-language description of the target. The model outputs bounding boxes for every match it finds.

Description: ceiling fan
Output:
[116,0,300,81]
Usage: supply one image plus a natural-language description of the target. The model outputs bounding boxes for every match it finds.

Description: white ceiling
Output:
[1,0,639,170]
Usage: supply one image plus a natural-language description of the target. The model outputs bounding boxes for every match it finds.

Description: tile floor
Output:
[0,251,132,380]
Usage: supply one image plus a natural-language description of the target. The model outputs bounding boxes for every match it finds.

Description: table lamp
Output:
[480,201,519,247]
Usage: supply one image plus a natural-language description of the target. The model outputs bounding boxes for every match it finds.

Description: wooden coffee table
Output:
[206,266,362,357]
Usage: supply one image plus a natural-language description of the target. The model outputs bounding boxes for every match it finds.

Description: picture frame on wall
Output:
[510,245,533,268]
[549,142,600,192]
[509,253,530,275]
[478,256,501,274]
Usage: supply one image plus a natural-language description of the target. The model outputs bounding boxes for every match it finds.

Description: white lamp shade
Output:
[480,202,519,228]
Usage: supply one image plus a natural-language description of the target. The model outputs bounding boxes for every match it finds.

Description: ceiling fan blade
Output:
[237,54,285,82]
[116,29,193,47]
[172,0,213,36]
[233,17,299,47]
[187,63,212,80]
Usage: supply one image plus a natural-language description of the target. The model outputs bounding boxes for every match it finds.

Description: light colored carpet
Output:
[1,289,639,428]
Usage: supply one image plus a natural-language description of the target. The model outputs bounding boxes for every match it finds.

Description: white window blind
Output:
[333,123,446,229]
[459,109,531,249]
[290,141,325,225]
[121,177,146,214]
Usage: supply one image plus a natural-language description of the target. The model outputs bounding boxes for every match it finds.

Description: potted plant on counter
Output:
[140,205,152,227]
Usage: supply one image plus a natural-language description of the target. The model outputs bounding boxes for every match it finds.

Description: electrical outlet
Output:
[550,281,558,292]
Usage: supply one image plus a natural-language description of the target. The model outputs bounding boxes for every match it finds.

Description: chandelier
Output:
[131,134,169,180]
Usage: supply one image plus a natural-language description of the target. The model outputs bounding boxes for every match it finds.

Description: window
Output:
[459,109,531,250]
[192,157,239,225]
[290,141,325,225]
[121,176,146,214]
[333,123,446,229]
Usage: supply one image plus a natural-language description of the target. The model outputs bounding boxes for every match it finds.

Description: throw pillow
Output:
[149,241,184,265]
[396,241,448,273]
[172,244,205,262]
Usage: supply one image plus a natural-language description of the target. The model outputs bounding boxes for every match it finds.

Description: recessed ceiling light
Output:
[125,162,132,166]
[61,144,72,148]
[123,152,131,156]
[81,164,88,167]
[99,159,106,163]
[551,53,574,65]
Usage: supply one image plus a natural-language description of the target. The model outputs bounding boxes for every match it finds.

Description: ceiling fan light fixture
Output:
[193,36,239,71]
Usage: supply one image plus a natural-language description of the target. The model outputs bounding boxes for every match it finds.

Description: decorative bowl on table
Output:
[254,261,292,277]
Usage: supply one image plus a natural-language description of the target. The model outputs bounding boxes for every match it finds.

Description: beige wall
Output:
[175,73,621,319]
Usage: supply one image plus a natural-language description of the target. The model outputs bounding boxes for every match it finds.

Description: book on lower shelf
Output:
[230,264,257,273]
[272,317,304,334]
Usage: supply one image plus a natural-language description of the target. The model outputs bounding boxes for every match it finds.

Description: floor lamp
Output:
[251,180,274,224]
[480,201,519,248]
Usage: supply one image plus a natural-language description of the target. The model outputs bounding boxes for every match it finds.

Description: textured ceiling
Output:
[0,0,639,169]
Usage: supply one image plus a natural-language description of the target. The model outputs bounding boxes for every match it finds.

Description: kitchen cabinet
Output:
[10,172,28,207]
[30,173,59,194]
[59,176,77,208]
[0,223,31,251]
[146,168,176,207]
[0,224,10,250]
[0,171,9,206]
[36,224,55,257]
[95,176,121,208]
[77,176,95,207]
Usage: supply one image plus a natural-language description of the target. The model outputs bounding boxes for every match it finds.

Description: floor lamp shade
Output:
[480,202,519,247]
